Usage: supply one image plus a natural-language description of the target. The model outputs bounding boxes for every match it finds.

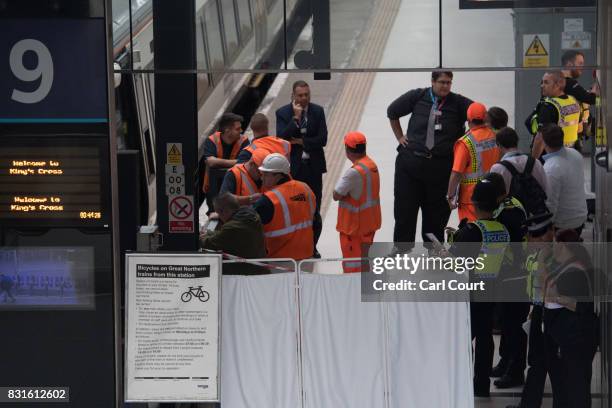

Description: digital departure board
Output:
[0,136,110,227]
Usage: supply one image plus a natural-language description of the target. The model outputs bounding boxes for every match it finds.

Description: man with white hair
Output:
[253,153,316,260]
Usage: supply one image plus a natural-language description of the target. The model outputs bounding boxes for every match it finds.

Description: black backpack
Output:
[499,156,548,216]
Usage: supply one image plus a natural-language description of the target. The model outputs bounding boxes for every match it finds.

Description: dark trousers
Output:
[471,302,495,390]
[292,160,323,249]
[544,308,598,408]
[520,305,546,408]
[498,302,530,378]
[393,149,452,245]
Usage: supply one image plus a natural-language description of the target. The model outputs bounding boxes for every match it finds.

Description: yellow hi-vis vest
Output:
[471,219,510,278]
[493,196,527,266]
[458,131,498,186]
[493,196,526,225]
[525,251,542,303]
[545,96,581,147]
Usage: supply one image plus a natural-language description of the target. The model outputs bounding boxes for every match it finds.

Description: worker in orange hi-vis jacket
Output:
[333,131,381,273]
[447,102,500,223]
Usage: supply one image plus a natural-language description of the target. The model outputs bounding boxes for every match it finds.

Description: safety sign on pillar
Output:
[522,34,549,68]
[165,143,194,233]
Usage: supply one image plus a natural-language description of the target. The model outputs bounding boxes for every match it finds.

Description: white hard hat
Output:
[258,152,290,174]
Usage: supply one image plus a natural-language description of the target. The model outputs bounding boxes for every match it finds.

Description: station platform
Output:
[196,0,602,405]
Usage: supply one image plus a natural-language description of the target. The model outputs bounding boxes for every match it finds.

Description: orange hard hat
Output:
[250,148,270,167]
[467,102,487,121]
[344,131,367,148]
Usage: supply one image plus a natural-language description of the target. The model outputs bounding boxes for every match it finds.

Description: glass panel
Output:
[236,0,253,44]
[288,0,440,70]
[441,0,515,68]
[442,0,597,68]
[196,11,209,70]
[112,0,154,69]
[221,0,240,61]
[204,0,226,71]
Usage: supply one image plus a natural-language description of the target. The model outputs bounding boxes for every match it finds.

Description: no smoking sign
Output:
[169,195,194,233]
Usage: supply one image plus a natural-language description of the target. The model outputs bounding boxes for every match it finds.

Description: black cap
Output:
[524,212,553,236]
[471,179,499,212]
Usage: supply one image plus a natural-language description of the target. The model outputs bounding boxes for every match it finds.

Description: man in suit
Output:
[276,80,328,258]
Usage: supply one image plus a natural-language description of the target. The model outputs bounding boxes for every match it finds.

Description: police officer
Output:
[529,71,581,158]
[561,50,598,147]
[484,173,530,389]
[388,71,472,247]
[506,212,554,408]
[450,178,510,397]
[543,229,598,408]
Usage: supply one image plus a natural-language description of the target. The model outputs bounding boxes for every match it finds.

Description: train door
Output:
[132,73,158,224]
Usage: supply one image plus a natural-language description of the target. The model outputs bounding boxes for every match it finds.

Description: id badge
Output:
[433,110,442,116]
[300,128,307,135]
[434,123,442,131]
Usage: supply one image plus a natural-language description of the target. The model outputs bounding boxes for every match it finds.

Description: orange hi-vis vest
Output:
[228,164,259,196]
[246,135,291,160]
[203,132,248,192]
[263,180,315,260]
[457,127,499,218]
[336,156,382,236]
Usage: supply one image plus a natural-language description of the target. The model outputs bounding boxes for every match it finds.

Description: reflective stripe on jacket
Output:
[263,180,315,260]
[229,164,259,196]
[472,219,510,278]
[544,96,581,146]
[456,127,499,218]
[336,156,381,236]
[525,251,542,303]
[203,132,248,192]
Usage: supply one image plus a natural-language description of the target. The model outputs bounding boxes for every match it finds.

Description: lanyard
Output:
[429,88,446,112]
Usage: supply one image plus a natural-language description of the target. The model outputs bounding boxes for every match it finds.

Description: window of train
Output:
[236,0,253,45]
[266,0,282,46]
[132,74,156,179]
[220,0,241,62]
[204,0,226,74]
[196,3,208,70]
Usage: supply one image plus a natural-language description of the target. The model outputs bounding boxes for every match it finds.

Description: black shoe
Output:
[313,249,321,259]
[494,374,524,388]
[505,405,521,408]
[490,361,507,378]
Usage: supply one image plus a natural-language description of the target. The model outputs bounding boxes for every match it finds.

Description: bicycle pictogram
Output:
[180,286,210,302]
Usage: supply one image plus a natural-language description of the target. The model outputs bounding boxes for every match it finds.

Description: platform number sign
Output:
[1,19,108,123]
[9,39,54,104]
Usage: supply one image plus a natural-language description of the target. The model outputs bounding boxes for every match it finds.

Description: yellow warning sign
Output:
[167,143,183,164]
[523,34,550,68]
[525,36,548,56]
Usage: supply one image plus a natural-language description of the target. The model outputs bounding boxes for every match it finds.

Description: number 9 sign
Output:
[0,19,107,123]
[10,39,54,104]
